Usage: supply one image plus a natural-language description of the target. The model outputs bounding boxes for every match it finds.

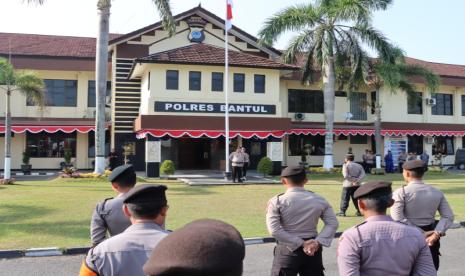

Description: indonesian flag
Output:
[226,0,233,31]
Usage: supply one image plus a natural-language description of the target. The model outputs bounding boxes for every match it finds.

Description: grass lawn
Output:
[0,172,464,249]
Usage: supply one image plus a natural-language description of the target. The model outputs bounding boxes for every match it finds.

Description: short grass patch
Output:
[0,172,463,249]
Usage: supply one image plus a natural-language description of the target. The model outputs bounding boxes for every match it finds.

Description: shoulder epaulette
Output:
[100,197,113,211]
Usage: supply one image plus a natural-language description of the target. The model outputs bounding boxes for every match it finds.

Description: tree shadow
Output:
[0,204,54,223]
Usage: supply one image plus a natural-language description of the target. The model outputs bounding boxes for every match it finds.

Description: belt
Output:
[276,237,316,244]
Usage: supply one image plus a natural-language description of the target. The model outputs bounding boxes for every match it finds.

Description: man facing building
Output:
[229,148,245,183]
[337,154,365,217]
[391,159,454,270]
[266,166,338,276]
[337,181,436,276]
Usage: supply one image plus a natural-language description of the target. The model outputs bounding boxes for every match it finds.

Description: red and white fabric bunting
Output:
[0,125,95,134]
[136,129,287,139]
[226,0,233,31]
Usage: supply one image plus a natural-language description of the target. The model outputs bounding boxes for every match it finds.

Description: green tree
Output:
[259,0,396,169]
[28,0,175,174]
[257,157,273,177]
[0,58,45,182]
[160,160,175,175]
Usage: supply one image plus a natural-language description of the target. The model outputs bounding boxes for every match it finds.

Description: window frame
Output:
[432,136,455,155]
[166,70,179,90]
[254,74,265,93]
[288,134,325,156]
[233,73,245,93]
[211,72,223,92]
[88,80,112,107]
[26,131,77,158]
[28,79,78,107]
[189,71,202,91]
[432,93,453,116]
[407,92,423,115]
[288,89,324,113]
[350,135,368,144]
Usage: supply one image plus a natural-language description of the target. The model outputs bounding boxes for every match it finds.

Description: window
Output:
[189,71,201,91]
[432,93,453,115]
[433,137,454,155]
[26,131,76,158]
[350,92,368,120]
[233,73,245,92]
[288,135,325,156]
[370,91,376,114]
[407,135,423,154]
[88,81,111,107]
[166,70,179,90]
[28,79,77,107]
[407,92,423,114]
[254,75,265,93]
[461,95,465,116]
[288,89,324,113]
[211,72,223,92]
[88,131,110,158]
[350,135,368,144]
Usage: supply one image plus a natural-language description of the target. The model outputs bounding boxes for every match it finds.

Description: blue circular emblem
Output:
[191,31,202,39]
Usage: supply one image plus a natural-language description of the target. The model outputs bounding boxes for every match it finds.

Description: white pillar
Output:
[3,157,11,179]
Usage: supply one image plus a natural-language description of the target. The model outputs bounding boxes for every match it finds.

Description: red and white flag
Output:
[226,0,233,31]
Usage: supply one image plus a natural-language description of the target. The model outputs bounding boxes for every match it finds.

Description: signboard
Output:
[145,141,161,163]
[267,142,283,162]
[155,101,276,115]
[384,137,407,165]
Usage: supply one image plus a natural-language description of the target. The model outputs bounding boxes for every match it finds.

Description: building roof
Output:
[0,32,121,58]
[134,44,299,70]
[405,57,465,78]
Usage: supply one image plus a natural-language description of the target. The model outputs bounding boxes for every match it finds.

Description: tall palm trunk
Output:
[3,89,11,181]
[94,3,110,174]
[323,56,336,170]
[374,88,382,169]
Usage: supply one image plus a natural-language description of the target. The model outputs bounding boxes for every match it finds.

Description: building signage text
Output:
[154,101,276,115]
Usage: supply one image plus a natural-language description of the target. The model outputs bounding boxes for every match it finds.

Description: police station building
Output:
[2,6,465,174]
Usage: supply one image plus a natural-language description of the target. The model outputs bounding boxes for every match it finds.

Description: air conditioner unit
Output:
[294,113,305,121]
[426,98,436,106]
[425,136,435,144]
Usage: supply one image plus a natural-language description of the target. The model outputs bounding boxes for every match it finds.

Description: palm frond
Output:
[153,0,175,36]
[0,58,15,87]
[282,30,315,64]
[399,64,440,92]
[350,23,395,63]
[14,70,46,108]
[24,0,45,4]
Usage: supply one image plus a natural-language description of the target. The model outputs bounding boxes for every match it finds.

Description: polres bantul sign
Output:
[154,101,276,115]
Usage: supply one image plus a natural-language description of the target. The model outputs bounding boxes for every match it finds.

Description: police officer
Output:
[337,154,365,217]
[391,159,455,270]
[90,164,136,246]
[266,166,339,276]
[229,148,245,183]
[80,184,170,276]
[337,181,436,275]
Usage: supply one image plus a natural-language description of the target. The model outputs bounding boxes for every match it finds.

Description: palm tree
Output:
[28,0,175,174]
[368,49,439,169]
[0,58,45,183]
[258,0,396,169]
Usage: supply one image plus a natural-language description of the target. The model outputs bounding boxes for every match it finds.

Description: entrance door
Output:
[242,139,267,170]
[177,138,211,170]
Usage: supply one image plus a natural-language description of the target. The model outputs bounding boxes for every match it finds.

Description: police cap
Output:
[281,166,306,177]
[123,184,167,204]
[402,159,427,170]
[143,219,245,276]
[108,164,135,182]
[354,181,392,199]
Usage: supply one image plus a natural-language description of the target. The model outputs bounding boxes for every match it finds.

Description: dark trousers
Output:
[242,162,249,177]
[398,162,404,173]
[232,166,243,182]
[419,224,441,270]
[340,186,360,213]
[271,244,324,276]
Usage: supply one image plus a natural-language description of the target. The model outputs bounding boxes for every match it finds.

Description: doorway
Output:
[242,138,267,170]
[177,138,211,170]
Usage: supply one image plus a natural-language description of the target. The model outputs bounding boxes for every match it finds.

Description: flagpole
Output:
[224,0,231,180]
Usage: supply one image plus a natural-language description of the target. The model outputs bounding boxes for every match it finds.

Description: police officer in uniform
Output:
[90,164,136,246]
[80,184,170,276]
[266,166,339,276]
[337,181,436,276]
[337,154,365,217]
[391,159,454,270]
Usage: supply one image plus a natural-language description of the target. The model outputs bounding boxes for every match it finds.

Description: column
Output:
[145,136,161,178]
[267,139,283,175]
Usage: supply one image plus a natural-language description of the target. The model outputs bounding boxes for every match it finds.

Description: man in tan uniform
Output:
[391,159,454,270]
[337,154,365,217]
[266,166,339,276]
[229,148,244,183]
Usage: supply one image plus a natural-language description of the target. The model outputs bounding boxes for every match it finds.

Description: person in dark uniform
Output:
[266,166,338,276]
[108,148,122,171]
[90,164,136,246]
[241,147,250,181]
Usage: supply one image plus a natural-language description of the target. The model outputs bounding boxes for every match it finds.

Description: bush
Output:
[371,168,385,175]
[160,160,175,176]
[64,149,72,164]
[257,157,273,177]
[309,167,341,174]
[22,150,31,165]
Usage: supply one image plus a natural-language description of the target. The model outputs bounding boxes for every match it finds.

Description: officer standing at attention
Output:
[337,181,436,276]
[337,154,365,217]
[90,164,136,246]
[266,166,339,276]
[79,184,170,276]
[391,159,454,270]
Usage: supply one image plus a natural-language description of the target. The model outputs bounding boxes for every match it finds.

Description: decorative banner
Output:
[154,101,276,115]
[145,141,161,163]
[267,142,283,162]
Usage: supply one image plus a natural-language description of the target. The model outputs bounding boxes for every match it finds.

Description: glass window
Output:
[371,91,376,114]
[407,135,423,155]
[88,131,110,157]
[212,72,223,92]
[350,92,368,120]
[233,73,245,92]
[254,74,265,93]
[407,92,423,114]
[166,70,179,90]
[28,79,77,107]
[350,135,368,144]
[288,135,325,156]
[432,137,454,155]
[288,89,324,113]
[26,131,76,158]
[88,81,111,107]
[432,93,453,115]
[461,95,465,116]
[189,71,201,91]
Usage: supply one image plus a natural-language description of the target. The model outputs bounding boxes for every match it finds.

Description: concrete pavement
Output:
[1,229,464,275]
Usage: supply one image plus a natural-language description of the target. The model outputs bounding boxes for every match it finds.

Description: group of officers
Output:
[80,153,454,276]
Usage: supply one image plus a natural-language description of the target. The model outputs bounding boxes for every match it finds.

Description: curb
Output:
[25,247,62,257]
[0,172,55,177]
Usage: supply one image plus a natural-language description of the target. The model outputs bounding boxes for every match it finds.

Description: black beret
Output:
[108,164,134,182]
[354,181,392,199]
[402,160,427,170]
[281,166,306,177]
[143,219,245,276]
[123,184,167,204]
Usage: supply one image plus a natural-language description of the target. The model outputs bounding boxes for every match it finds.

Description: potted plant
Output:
[160,160,175,178]
[21,150,32,175]
[63,148,73,169]
[257,157,273,177]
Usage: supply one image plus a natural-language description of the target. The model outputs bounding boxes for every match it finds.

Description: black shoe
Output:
[355,211,362,217]
[336,212,346,217]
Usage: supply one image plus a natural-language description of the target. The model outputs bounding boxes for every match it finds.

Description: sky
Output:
[1,0,464,64]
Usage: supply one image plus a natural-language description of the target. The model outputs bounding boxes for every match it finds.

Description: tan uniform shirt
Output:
[266,187,339,251]
[229,152,245,167]
[342,162,365,187]
[391,180,454,234]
